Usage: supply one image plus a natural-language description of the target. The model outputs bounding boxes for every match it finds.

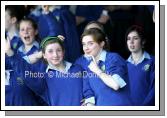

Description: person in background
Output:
[125,25,155,106]
[5,18,46,106]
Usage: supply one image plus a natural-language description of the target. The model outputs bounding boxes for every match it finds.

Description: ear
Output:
[35,30,38,36]
[43,53,46,59]
[100,41,105,48]
[141,40,146,48]
[11,17,17,24]
[142,40,146,45]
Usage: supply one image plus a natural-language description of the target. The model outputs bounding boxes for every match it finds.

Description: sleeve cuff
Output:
[112,74,126,88]
[84,96,95,104]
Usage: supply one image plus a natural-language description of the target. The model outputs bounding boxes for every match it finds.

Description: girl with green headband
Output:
[19,36,83,106]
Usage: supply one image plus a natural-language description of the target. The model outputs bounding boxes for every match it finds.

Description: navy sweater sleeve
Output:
[142,57,155,105]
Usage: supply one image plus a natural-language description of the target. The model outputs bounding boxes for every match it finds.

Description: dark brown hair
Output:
[81,28,109,50]
[125,25,146,45]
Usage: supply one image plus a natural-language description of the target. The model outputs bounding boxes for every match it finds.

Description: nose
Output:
[129,39,134,44]
[23,28,29,34]
[83,45,90,52]
[53,51,58,57]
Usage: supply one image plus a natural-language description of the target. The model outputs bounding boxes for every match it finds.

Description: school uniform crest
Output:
[143,64,150,71]
[16,77,24,85]
[55,16,60,21]
[13,43,18,49]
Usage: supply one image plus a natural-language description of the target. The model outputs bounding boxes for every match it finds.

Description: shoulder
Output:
[69,63,83,73]
[74,55,90,70]
[106,52,126,63]
[75,55,87,65]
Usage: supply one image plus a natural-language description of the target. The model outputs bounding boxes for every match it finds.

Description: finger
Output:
[81,102,87,106]
[6,36,10,44]
[6,36,10,41]
[91,55,96,64]
[80,98,85,103]
[57,35,65,41]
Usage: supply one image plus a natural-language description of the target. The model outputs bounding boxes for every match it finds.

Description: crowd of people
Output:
[5,5,155,106]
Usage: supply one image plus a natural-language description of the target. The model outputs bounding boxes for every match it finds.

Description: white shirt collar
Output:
[18,41,39,53]
[46,61,72,73]
[98,50,107,62]
[83,50,107,62]
[127,51,151,65]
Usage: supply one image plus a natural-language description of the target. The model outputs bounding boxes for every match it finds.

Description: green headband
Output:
[40,36,61,48]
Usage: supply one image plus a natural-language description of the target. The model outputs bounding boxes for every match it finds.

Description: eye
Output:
[20,28,25,32]
[48,50,53,53]
[134,37,139,40]
[57,49,62,52]
[27,27,33,32]
[87,42,94,46]
[127,37,131,40]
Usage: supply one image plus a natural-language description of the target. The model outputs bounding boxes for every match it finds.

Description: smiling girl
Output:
[75,28,132,106]
[18,36,83,106]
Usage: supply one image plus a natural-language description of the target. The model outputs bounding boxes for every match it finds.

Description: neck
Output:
[50,62,65,72]
[131,50,143,64]
[95,49,103,62]
[24,44,34,53]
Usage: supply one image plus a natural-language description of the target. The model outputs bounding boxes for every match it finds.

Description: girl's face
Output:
[19,21,37,45]
[127,31,143,53]
[82,35,104,57]
[5,10,13,31]
[43,43,64,67]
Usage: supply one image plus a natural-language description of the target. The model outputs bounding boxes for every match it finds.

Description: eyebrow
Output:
[82,41,95,44]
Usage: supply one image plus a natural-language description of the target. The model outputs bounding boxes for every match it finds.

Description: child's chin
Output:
[52,62,61,66]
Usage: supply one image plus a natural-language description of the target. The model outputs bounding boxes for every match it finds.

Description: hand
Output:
[5,36,11,53]
[98,15,110,24]
[57,35,65,42]
[42,5,50,14]
[35,51,42,59]
[86,103,95,106]
[81,102,95,106]
[88,55,102,75]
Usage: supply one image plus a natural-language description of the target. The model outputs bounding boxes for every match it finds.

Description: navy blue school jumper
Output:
[5,33,23,70]
[5,41,46,106]
[75,50,132,106]
[127,51,155,105]
[19,59,83,106]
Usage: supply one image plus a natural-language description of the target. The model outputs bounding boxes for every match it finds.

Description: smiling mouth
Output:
[52,59,60,61]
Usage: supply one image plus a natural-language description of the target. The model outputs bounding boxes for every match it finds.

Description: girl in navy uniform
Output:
[75,28,132,106]
[51,5,81,63]
[5,18,46,106]
[5,6,24,53]
[20,36,83,106]
[37,5,64,40]
[125,25,155,105]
